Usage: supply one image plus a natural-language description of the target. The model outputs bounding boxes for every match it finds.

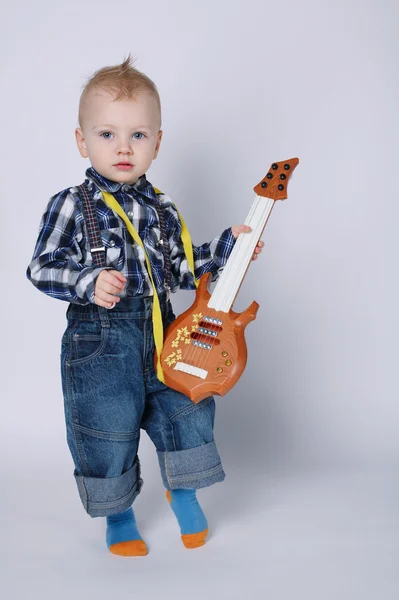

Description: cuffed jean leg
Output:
[141,295,225,491]
[141,385,225,490]
[74,456,143,517]
[61,301,150,517]
[157,441,225,490]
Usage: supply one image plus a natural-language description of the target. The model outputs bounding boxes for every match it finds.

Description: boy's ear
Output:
[153,129,163,159]
[75,128,89,158]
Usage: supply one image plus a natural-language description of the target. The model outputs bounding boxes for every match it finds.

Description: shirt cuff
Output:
[212,227,236,268]
[75,266,111,304]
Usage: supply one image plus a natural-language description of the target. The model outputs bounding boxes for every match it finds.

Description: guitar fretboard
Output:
[208,194,274,312]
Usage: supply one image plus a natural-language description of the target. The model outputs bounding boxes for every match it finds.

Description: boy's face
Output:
[75,89,162,185]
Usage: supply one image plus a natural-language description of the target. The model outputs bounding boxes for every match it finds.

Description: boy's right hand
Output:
[93,269,127,308]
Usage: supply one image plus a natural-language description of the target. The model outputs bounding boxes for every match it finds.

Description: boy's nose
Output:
[117,141,133,155]
[117,147,133,155]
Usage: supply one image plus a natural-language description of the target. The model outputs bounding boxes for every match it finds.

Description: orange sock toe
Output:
[109,539,148,557]
[181,529,208,549]
[166,489,209,548]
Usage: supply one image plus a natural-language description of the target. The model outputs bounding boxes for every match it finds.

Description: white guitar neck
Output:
[208,194,275,313]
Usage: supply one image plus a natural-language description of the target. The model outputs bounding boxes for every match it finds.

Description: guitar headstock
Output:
[254,158,299,200]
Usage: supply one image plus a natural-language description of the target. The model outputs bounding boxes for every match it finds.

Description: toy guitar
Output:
[158,158,299,403]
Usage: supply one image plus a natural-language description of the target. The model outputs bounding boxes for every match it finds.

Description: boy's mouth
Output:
[114,162,134,170]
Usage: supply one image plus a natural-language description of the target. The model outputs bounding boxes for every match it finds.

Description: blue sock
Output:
[106,508,143,548]
[167,489,208,535]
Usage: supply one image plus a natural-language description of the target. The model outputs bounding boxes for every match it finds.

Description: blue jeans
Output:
[60,293,225,517]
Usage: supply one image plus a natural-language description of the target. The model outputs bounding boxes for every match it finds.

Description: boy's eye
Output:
[100,132,113,139]
[133,132,145,140]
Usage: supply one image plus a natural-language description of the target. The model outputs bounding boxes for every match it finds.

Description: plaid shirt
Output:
[27,167,236,305]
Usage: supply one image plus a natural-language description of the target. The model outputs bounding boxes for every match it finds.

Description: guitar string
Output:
[201,195,275,378]
[197,195,270,378]
[199,201,261,375]
[176,194,262,379]
[167,194,273,386]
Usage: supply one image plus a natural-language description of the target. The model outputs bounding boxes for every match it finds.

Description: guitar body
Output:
[158,273,259,403]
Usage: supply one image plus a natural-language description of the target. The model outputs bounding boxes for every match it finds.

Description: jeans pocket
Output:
[68,320,109,366]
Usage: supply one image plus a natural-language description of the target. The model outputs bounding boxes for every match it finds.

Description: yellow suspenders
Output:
[101,189,198,382]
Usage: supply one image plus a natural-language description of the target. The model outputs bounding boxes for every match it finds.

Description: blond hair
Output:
[78,54,161,127]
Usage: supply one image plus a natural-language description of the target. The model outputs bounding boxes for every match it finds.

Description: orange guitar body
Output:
[158,272,259,403]
[156,157,299,404]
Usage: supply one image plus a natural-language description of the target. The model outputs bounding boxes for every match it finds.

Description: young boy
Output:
[27,56,264,557]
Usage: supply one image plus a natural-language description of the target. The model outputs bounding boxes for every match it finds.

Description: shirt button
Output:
[127,211,133,218]
[122,185,130,192]
[109,240,116,247]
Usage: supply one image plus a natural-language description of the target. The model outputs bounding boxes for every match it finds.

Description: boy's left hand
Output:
[231,225,264,261]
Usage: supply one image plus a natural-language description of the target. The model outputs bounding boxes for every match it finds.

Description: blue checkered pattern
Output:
[27,167,236,305]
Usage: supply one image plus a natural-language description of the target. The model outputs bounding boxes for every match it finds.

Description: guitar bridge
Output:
[174,362,208,380]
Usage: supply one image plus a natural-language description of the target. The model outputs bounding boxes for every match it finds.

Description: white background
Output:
[2,0,398,598]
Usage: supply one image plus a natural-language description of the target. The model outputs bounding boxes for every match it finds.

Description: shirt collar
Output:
[85,166,159,203]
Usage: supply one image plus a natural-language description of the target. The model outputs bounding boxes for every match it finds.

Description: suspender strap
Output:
[153,203,171,291]
[175,207,199,289]
[77,183,106,267]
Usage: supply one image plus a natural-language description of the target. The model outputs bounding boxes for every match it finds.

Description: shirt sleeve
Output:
[26,190,107,304]
[167,205,236,291]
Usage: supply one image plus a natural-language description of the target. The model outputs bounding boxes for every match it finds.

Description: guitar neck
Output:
[208,194,275,313]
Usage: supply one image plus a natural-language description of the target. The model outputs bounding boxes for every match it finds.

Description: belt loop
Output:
[98,306,110,328]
